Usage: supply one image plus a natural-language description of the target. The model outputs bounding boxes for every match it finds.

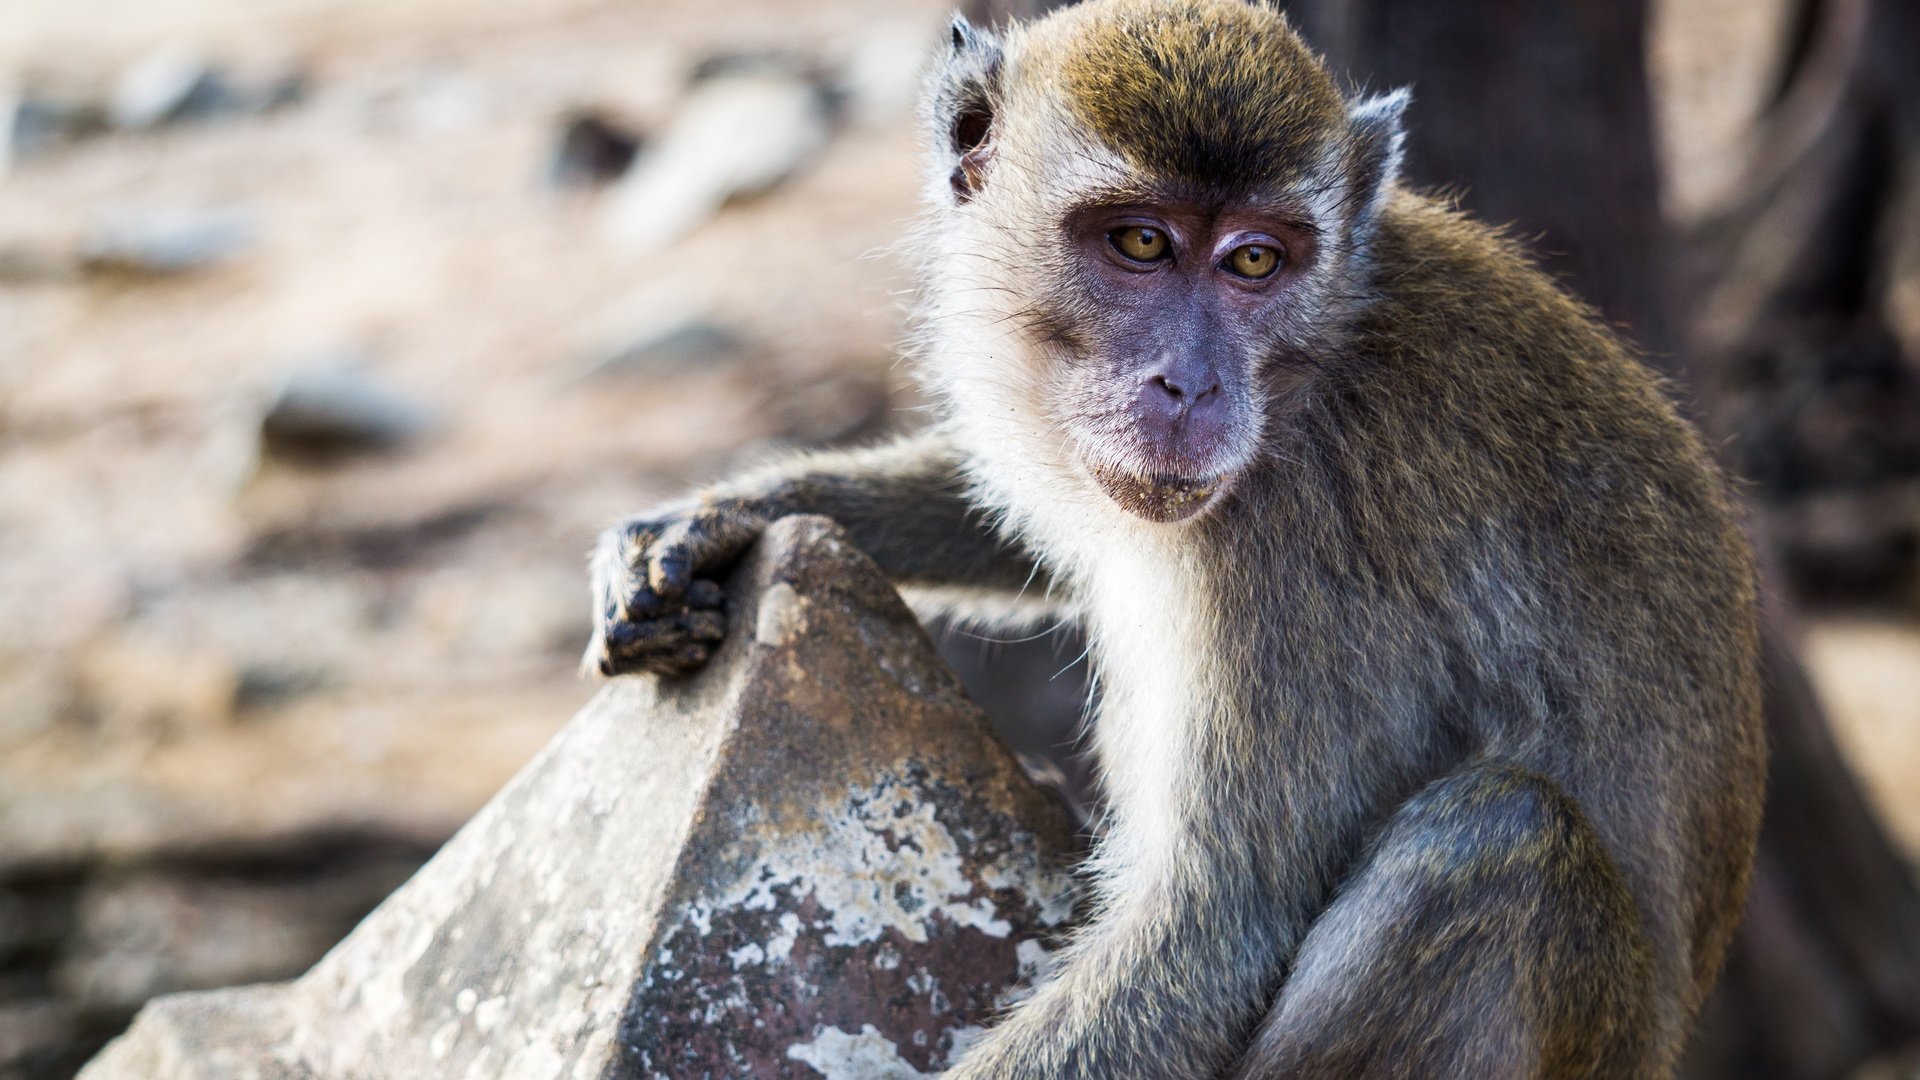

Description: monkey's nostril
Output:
[1149,373,1186,401]
[1148,372,1222,404]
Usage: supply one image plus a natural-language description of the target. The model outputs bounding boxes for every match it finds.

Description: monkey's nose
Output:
[1146,371,1222,408]
[1134,365,1230,462]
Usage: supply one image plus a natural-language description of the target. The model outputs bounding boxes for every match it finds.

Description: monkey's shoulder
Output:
[1335,194,1747,579]
[1350,193,1696,454]
[1359,193,1620,368]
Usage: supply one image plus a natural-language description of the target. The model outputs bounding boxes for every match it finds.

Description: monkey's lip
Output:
[1085,461,1223,523]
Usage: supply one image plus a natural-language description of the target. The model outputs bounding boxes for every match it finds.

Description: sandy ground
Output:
[1,0,952,867]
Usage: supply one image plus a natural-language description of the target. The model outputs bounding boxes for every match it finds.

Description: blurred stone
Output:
[232,664,337,711]
[686,51,829,86]
[1,89,109,172]
[107,48,304,131]
[75,636,240,736]
[258,359,433,464]
[767,372,893,447]
[0,653,73,743]
[398,70,491,136]
[83,516,1078,1079]
[580,313,750,379]
[1,836,435,1079]
[412,566,584,661]
[843,22,938,126]
[0,243,78,282]
[547,109,642,188]
[0,1001,105,1080]
[59,857,423,1013]
[249,71,308,115]
[111,47,234,130]
[79,207,256,277]
[603,61,835,247]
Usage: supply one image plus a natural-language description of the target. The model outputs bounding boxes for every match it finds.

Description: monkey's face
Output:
[1034,197,1320,523]
[921,0,1404,526]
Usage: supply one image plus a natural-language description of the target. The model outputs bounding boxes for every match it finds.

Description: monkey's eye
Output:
[1225,244,1282,279]
[1108,226,1171,264]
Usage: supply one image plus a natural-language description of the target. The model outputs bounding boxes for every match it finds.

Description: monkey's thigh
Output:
[1231,763,1658,1080]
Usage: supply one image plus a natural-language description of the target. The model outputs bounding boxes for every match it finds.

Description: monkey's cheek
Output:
[1085,464,1223,523]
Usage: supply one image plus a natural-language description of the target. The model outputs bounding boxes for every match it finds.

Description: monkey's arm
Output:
[585,431,1052,677]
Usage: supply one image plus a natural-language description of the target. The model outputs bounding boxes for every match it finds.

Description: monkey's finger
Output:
[685,579,726,609]
[635,643,712,677]
[599,632,663,673]
[648,507,763,598]
[623,583,671,620]
[646,517,711,597]
[622,577,724,622]
[611,520,662,571]
[604,611,730,659]
[677,608,728,642]
[595,635,711,679]
[603,619,687,659]
[596,519,669,620]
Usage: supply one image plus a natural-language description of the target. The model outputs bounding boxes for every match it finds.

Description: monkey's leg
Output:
[587,431,1052,676]
[1230,764,1659,1080]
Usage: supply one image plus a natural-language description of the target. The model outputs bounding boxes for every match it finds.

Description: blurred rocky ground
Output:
[0,0,944,1073]
[0,0,1915,1077]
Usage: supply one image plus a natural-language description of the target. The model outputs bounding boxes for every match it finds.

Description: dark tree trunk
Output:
[1289,0,1684,369]
[1691,0,1920,600]
[952,2,1920,1076]
[1685,1,1920,1071]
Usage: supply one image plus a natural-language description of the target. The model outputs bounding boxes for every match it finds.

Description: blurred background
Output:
[0,0,1916,1077]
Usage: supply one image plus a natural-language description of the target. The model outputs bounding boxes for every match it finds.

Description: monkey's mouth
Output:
[1085,461,1222,523]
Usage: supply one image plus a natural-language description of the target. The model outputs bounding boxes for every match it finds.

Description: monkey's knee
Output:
[1233,765,1657,1080]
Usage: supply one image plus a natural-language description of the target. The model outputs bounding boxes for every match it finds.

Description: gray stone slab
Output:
[81,516,1079,1080]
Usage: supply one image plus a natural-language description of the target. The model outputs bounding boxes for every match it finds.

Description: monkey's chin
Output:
[1086,462,1223,523]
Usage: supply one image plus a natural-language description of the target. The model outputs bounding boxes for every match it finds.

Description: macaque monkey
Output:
[585,2,1765,1075]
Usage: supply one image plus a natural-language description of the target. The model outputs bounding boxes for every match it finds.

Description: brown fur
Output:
[585,2,1766,1076]
[1046,0,1346,190]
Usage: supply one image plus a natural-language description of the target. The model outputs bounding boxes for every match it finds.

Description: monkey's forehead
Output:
[1018,0,1347,192]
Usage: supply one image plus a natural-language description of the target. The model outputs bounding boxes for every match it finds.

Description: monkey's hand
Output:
[583,498,767,678]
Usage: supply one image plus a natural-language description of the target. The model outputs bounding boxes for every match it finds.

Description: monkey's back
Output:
[1318,191,1766,1046]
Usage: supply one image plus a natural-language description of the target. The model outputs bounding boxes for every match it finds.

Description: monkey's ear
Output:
[925,14,1005,204]
[1343,88,1410,239]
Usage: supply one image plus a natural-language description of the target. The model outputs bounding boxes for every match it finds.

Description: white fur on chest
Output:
[1078,540,1211,878]
[919,278,1218,881]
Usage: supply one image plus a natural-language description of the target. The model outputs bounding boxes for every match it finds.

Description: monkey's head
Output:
[916,0,1405,525]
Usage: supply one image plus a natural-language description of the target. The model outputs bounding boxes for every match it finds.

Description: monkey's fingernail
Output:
[683,610,727,641]
[650,554,689,595]
[687,579,726,607]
